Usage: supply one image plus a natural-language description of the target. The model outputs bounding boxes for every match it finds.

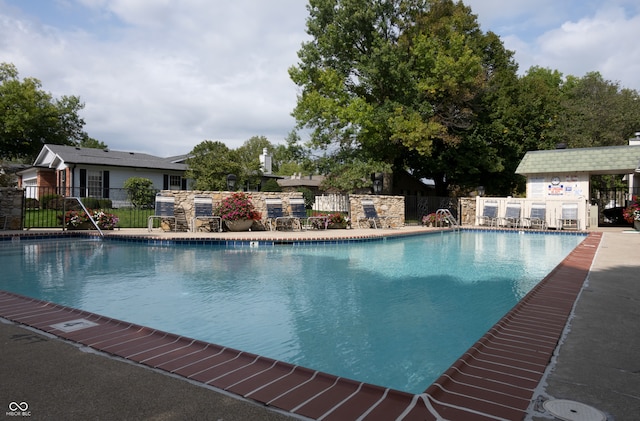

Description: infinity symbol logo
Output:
[8,401,28,411]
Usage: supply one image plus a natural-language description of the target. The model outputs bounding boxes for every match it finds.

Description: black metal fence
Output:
[404,195,458,224]
[592,187,640,225]
[23,187,157,229]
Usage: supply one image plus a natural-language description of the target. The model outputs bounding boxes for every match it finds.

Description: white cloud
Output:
[464,1,640,90]
[1,0,639,157]
[527,6,640,87]
[0,0,309,156]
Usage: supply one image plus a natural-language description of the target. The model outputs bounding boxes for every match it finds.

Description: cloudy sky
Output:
[1,1,639,157]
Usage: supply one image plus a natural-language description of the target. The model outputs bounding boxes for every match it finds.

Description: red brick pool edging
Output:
[0,231,601,420]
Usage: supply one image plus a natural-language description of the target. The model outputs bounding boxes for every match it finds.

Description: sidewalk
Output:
[531,229,640,421]
[0,319,298,420]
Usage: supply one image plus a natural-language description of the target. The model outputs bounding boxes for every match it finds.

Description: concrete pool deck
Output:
[0,226,638,420]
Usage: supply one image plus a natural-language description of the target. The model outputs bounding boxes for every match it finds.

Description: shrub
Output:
[261,179,282,192]
[623,195,640,223]
[81,197,100,209]
[41,194,63,210]
[98,198,113,209]
[124,177,156,209]
[297,187,314,209]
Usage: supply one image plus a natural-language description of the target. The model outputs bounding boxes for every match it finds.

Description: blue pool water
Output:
[0,231,584,393]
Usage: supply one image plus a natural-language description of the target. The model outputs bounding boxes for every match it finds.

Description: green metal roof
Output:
[515,145,640,175]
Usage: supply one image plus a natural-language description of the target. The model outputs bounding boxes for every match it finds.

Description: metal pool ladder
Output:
[65,197,104,237]
[436,209,460,231]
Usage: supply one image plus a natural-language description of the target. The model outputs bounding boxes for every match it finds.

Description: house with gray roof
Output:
[19,144,189,206]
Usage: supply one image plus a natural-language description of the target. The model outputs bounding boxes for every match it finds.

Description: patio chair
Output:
[191,195,222,232]
[306,214,329,230]
[358,199,389,229]
[477,200,498,227]
[558,203,579,230]
[288,198,308,230]
[148,193,177,232]
[264,197,295,231]
[498,202,522,228]
[523,202,547,230]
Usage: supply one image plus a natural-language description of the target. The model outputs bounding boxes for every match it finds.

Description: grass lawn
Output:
[24,208,154,229]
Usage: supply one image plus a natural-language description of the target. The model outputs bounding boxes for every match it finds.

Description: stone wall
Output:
[348,194,405,228]
[162,191,305,231]
[160,191,405,231]
[459,197,476,226]
[0,188,24,230]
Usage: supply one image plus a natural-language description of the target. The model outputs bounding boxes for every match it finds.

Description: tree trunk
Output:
[433,173,449,197]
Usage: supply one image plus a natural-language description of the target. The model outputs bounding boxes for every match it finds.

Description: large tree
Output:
[553,71,640,148]
[184,140,243,190]
[0,63,88,161]
[474,66,565,194]
[271,131,316,176]
[290,0,518,195]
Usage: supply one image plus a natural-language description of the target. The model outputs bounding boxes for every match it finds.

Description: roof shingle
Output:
[515,145,640,175]
[37,144,187,171]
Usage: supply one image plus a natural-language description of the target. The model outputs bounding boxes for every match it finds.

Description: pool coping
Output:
[0,228,601,420]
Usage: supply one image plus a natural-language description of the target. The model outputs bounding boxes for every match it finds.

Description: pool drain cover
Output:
[543,399,605,421]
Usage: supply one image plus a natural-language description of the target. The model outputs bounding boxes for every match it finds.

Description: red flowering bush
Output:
[623,196,640,223]
[328,212,347,225]
[214,192,260,221]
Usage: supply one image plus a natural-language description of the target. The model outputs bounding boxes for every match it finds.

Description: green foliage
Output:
[261,179,282,192]
[320,158,391,193]
[290,0,518,195]
[235,136,269,187]
[79,134,108,149]
[186,136,317,191]
[297,187,315,208]
[553,72,640,148]
[24,208,154,229]
[271,131,315,175]
[81,197,100,209]
[590,175,627,191]
[40,194,64,210]
[185,140,243,190]
[80,197,113,209]
[0,63,88,161]
[123,177,155,208]
[290,1,640,197]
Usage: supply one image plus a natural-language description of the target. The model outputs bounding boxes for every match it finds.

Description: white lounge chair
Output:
[477,200,498,227]
[523,203,547,230]
[499,202,522,228]
[191,195,222,232]
[558,203,579,230]
[148,194,177,232]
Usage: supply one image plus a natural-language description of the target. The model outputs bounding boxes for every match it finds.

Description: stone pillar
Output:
[458,197,476,226]
[348,194,405,228]
[0,188,24,230]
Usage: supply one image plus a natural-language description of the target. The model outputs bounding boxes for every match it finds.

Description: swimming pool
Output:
[0,231,584,394]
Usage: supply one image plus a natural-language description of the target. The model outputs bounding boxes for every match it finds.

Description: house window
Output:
[23,179,38,199]
[87,170,103,197]
[169,175,182,190]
